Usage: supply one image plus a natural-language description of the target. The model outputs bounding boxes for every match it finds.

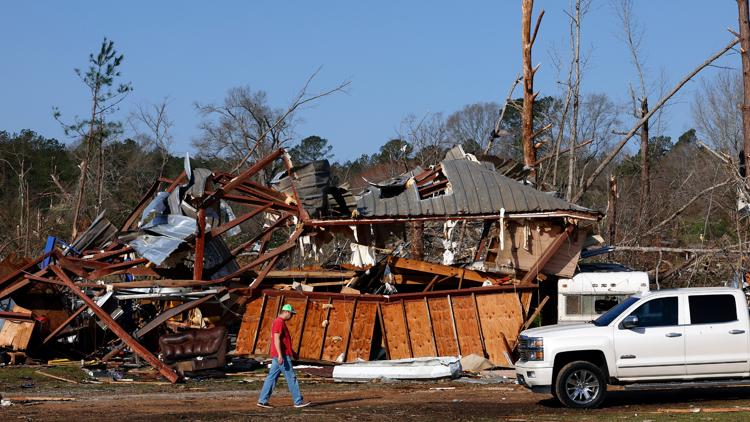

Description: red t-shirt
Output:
[270,317,294,358]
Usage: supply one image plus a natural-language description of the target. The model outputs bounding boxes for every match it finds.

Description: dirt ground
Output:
[4,366,750,421]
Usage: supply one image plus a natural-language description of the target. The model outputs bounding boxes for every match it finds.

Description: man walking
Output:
[257,304,310,408]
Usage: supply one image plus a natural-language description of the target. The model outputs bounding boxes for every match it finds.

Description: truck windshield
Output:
[592,296,639,326]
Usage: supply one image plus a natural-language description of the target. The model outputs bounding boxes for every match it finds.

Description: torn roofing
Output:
[356,157,596,218]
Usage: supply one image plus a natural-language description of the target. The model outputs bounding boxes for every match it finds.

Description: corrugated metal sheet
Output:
[356,158,592,217]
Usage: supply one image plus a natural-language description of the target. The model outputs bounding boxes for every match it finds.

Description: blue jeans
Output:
[258,355,303,405]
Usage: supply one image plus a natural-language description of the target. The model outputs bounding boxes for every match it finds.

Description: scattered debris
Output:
[332,356,462,382]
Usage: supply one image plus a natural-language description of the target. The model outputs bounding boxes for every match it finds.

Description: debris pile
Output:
[0,145,600,382]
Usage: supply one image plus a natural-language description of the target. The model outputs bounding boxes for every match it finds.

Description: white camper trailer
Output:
[557,270,649,323]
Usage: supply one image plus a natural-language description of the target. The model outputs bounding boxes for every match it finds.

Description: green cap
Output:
[281,304,296,314]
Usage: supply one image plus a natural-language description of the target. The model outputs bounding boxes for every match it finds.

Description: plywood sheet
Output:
[475,292,524,366]
[520,291,533,318]
[322,300,355,362]
[253,296,280,355]
[0,304,35,351]
[380,302,411,359]
[428,297,459,357]
[450,295,484,356]
[235,296,265,355]
[298,299,330,360]
[280,297,307,354]
[404,299,436,357]
[346,302,378,362]
[496,222,584,278]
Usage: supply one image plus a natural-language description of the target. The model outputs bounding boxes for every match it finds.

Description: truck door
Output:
[685,293,750,376]
[613,296,685,379]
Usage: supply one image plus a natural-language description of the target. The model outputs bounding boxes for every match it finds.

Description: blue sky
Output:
[0,1,740,161]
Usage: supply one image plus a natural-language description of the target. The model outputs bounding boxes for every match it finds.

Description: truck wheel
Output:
[554,361,606,409]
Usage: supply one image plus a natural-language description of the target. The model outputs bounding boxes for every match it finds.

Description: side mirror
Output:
[621,315,639,329]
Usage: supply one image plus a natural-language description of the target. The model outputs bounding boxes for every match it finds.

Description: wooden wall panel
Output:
[321,300,355,362]
[450,295,484,356]
[298,299,329,360]
[427,297,459,357]
[380,302,411,359]
[253,296,280,355]
[235,296,265,355]
[475,292,524,366]
[403,299,436,357]
[280,297,307,354]
[495,222,585,278]
[346,302,378,362]
[520,291,533,319]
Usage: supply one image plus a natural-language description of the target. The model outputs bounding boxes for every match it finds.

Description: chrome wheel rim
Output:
[564,369,600,404]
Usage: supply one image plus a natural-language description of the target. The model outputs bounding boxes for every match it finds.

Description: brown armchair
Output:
[159,326,228,374]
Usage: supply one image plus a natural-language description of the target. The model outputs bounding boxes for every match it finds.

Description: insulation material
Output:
[332,356,461,382]
[350,243,376,267]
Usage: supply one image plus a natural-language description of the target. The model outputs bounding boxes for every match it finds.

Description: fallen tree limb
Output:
[572,37,739,203]
[643,177,733,237]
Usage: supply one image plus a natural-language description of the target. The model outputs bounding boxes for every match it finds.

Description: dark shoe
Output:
[294,401,311,408]
[256,402,273,409]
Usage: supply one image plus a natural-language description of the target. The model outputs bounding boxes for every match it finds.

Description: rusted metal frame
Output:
[0,311,33,320]
[0,254,45,287]
[342,298,358,362]
[108,279,221,289]
[89,258,149,279]
[86,246,134,261]
[245,282,537,302]
[424,297,438,356]
[202,149,285,208]
[220,225,304,283]
[318,297,333,360]
[166,171,187,193]
[414,164,441,183]
[400,299,414,358]
[471,292,488,359]
[376,303,391,360]
[23,273,72,288]
[295,296,309,353]
[210,203,273,238]
[103,293,219,362]
[57,256,89,278]
[248,255,280,290]
[194,208,207,280]
[230,182,290,205]
[249,294,268,354]
[306,211,599,226]
[49,265,179,383]
[107,267,160,278]
[62,257,111,270]
[229,214,292,257]
[418,179,449,196]
[458,268,466,290]
[519,224,575,284]
[281,152,310,222]
[43,306,86,344]
[447,295,462,355]
[220,194,299,213]
[120,179,161,231]
[422,274,453,292]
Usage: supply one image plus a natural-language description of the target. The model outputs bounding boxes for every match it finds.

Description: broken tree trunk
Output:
[521,0,543,178]
[638,97,649,227]
[739,0,750,189]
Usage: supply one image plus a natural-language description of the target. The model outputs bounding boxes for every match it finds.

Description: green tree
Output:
[54,38,132,238]
[289,135,333,164]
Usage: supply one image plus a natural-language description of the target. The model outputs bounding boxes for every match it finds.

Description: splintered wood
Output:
[236,288,531,366]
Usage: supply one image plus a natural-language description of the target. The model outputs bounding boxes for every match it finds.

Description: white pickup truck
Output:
[516,287,750,408]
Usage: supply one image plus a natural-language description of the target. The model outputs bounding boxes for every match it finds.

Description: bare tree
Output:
[128,99,174,177]
[692,70,743,155]
[399,112,449,166]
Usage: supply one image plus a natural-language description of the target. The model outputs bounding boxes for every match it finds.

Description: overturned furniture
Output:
[159,326,229,374]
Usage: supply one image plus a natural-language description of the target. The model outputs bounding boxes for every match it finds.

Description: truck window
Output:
[689,294,737,324]
[627,296,678,327]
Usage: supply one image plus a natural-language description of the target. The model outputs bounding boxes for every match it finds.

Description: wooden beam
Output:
[341,298,358,362]
[210,203,272,238]
[49,265,180,383]
[389,257,499,284]
[520,224,575,284]
[522,295,549,331]
[194,208,206,280]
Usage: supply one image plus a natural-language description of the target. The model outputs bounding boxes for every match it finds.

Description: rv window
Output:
[565,294,628,316]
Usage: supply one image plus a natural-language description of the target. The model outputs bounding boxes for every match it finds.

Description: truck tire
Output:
[554,361,606,409]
